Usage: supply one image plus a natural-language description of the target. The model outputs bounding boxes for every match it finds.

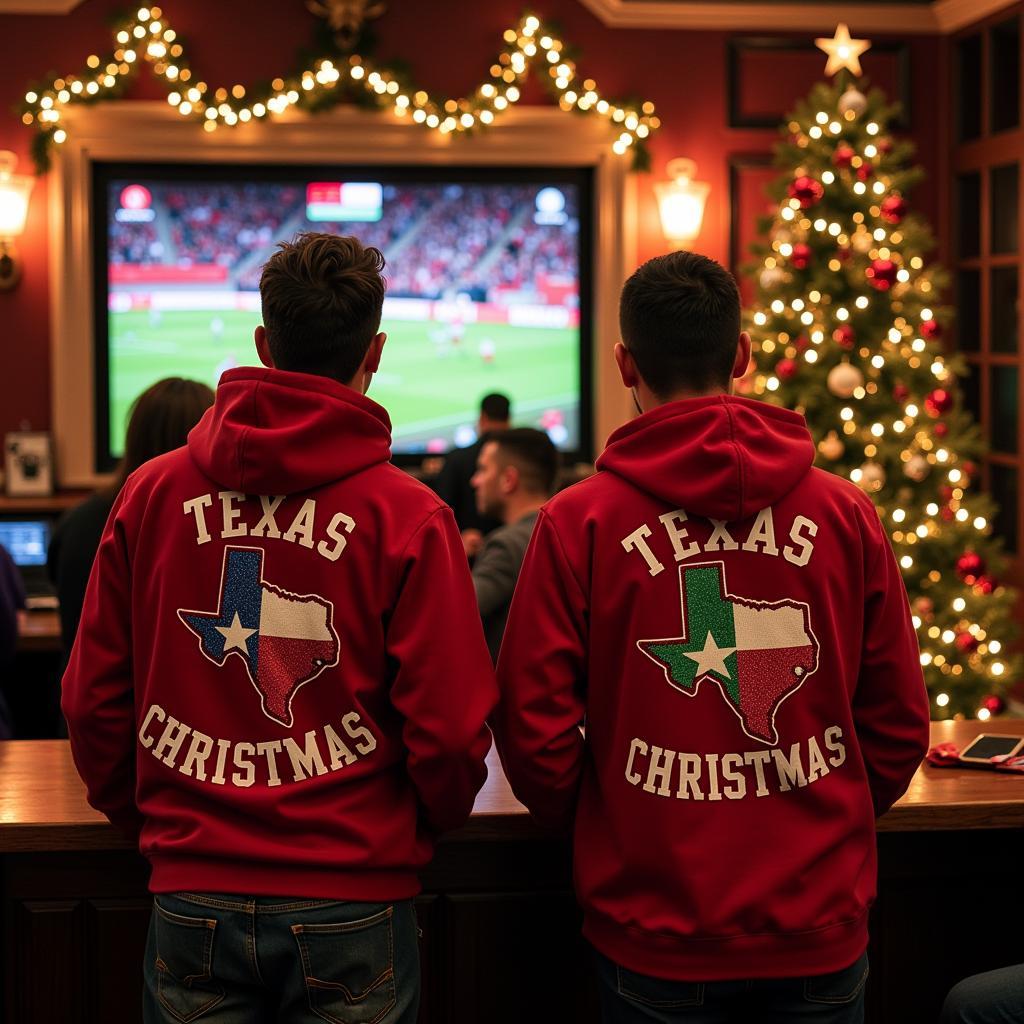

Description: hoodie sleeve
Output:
[493,510,587,830]
[386,505,496,833]
[852,508,931,816]
[61,487,144,839]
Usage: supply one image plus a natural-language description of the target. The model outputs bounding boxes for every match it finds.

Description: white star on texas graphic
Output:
[216,612,256,654]
[682,631,737,679]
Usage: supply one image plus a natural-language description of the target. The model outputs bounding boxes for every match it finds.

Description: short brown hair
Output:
[259,232,386,382]
[487,428,560,496]
[619,251,741,396]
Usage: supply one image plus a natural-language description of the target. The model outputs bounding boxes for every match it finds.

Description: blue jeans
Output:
[594,949,868,1024]
[143,892,419,1023]
[941,964,1024,1024]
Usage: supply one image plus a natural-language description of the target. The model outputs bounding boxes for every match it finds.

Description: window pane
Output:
[990,164,1019,254]
[990,463,1019,554]
[991,17,1021,133]
[958,172,981,259]
[956,34,983,141]
[956,270,981,351]
[989,365,1019,453]
[961,361,982,424]
[991,266,1019,352]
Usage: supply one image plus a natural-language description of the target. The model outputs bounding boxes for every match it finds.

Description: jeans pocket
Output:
[616,964,705,1009]
[153,899,225,1023]
[292,904,396,1024]
[804,952,870,1005]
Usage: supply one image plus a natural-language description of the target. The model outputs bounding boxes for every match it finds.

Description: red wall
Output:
[0,0,946,436]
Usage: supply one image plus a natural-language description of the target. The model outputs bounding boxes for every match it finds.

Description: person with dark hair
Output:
[469,427,559,661]
[494,250,929,1023]
[62,232,495,1024]
[48,377,215,656]
[433,392,511,550]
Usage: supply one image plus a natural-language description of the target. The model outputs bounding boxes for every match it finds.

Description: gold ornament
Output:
[858,461,886,492]
[827,362,864,398]
[904,454,930,482]
[818,432,844,460]
[815,24,871,78]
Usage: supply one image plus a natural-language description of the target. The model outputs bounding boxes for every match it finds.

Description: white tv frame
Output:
[51,103,638,486]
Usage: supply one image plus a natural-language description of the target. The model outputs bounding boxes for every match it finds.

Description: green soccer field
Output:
[108,309,579,457]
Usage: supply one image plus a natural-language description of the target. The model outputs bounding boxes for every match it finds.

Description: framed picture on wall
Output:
[4,431,54,497]
[729,154,777,304]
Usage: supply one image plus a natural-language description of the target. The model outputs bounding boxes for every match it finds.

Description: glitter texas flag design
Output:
[178,546,340,727]
[637,562,819,744]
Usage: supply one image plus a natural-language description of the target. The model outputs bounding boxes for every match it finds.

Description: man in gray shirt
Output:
[470,428,559,662]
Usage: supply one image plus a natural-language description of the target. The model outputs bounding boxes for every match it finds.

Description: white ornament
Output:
[760,266,787,290]
[859,461,886,491]
[838,87,868,117]
[827,362,864,398]
[904,454,930,482]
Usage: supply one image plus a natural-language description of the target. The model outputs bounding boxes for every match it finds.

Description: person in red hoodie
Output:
[493,250,929,1023]
[62,233,496,1023]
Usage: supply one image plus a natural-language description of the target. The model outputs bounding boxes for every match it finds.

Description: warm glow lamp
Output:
[655,158,710,246]
[0,151,35,290]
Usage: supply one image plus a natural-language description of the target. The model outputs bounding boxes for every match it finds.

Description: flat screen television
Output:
[92,162,593,472]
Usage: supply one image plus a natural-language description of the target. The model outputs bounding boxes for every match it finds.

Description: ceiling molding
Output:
[577,0,1017,33]
[0,0,86,11]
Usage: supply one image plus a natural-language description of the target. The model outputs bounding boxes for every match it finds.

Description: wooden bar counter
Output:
[3,721,1024,1023]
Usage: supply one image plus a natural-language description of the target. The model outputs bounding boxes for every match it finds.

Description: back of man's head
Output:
[480,392,511,427]
[259,232,386,384]
[619,251,742,398]
[491,428,560,497]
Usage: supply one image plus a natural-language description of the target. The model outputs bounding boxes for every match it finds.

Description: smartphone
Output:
[959,734,1024,763]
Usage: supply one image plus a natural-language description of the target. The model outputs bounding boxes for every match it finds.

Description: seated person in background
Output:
[941,965,1024,1024]
[469,428,559,662]
[0,544,26,738]
[493,250,930,1023]
[432,392,511,555]
[47,377,214,656]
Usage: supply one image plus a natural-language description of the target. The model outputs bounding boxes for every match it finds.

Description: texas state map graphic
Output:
[178,546,340,727]
[638,561,819,744]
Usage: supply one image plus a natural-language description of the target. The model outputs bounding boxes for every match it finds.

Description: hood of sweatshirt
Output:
[188,366,392,494]
[596,395,815,522]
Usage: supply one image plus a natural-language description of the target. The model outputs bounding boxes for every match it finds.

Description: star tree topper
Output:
[815,24,871,77]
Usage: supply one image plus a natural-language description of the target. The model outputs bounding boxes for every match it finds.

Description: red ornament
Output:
[788,175,824,209]
[867,258,899,290]
[975,576,995,595]
[983,694,1006,715]
[941,506,955,522]
[925,388,954,417]
[878,138,893,154]
[833,145,856,169]
[957,552,985,584]
[794,336,810,352]
[893,383,910,402]
[790,243,813,270]
[776,358,799,379]
[955,632,980,653]
[833,325,856,350]
[912,596,934,620]
[934,422,949,438]
[939,485,954,502]
[921,319,942,339]
[856,163,874,182]
[880,195,908,224]
[836,246,851,263]
[962,460,978,478]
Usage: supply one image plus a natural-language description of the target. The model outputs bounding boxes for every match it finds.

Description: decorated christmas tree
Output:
[743,26,1020,720]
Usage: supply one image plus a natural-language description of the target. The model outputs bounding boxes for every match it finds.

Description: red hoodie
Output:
[63,366,496,899]
[494,395,929,980]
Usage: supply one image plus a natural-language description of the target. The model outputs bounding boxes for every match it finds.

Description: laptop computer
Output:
[0,518,57,605]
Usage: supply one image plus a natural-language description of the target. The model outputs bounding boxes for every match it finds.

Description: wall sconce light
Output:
[0,151,35,291]
[654,158,710,246]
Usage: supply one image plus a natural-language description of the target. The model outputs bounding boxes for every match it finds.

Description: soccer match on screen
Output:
[104,173,584,458]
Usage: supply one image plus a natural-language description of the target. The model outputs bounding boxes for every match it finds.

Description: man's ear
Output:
[364,332,386,375]
[614,341,640,390]
[255,325,274,368]
[732,331,753,380]
[500,463,520,496]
